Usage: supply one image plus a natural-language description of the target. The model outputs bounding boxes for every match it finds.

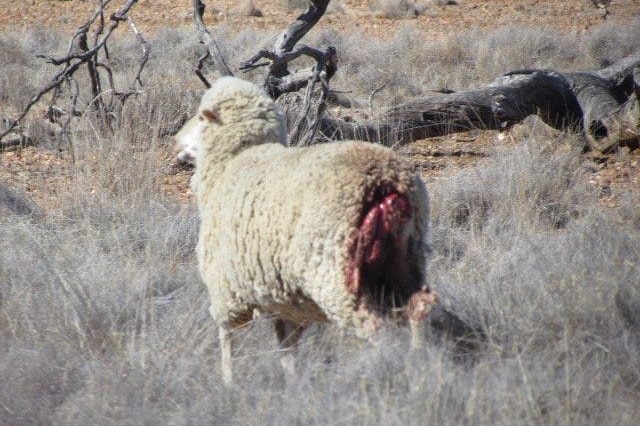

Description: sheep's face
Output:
[174,115,202,165]
[176,77,286,163]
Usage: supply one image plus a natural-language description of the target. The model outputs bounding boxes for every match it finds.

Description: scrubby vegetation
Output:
[1,17,639,425]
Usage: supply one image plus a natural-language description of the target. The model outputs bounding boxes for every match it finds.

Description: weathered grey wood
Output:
[192,0,233,79]
[558,53,640,151]
[594,50,640,82]
[208,0,638,151]
[312,54,640,150]
[240,0,332,99]
[237,1,336,144]
[313,70,582,145]
[242,43,337,98]
[271,0,330,78]
[0,134,34,152]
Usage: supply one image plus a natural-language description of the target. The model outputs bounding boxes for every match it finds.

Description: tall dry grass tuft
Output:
[370,0,430,18]
[0,28,66,115]
[279,0,309,10]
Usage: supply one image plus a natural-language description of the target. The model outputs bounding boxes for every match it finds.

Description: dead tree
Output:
[192,0,336,145]
[317,57,640,151]
[240,0,333,97]
[241,0,336,145]
[192,0,233,84]
[0,0,148,150]
[190,0,638,152]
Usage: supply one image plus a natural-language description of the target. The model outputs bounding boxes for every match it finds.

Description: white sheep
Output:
[176,76,436,384]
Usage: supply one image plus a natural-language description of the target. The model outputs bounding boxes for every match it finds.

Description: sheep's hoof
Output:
[407,288,437,323]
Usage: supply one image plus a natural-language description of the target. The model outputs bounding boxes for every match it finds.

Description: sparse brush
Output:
[239,0,263,17]
[587,16,640,66]
[0,32,52,112]
[280,0,309,11]
[326,0,345,14]
[370,0,430,18]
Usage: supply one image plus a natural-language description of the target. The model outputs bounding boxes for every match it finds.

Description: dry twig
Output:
[0,0,147,144]
[191,0,233,86]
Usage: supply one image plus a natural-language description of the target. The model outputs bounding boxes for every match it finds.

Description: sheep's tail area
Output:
[346,189,436,323]
[347,190,411,295]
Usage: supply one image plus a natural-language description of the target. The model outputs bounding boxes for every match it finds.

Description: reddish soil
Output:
[3,1,639,39]
[1,0,639,208]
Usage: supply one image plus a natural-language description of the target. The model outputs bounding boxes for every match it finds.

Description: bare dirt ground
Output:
[1,0,639,208]
[3,1,639,38]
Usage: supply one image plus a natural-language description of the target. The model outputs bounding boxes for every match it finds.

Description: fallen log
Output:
[314,52,639,151]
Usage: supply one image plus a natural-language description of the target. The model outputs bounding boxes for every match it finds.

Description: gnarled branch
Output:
[0,0,145,143]
[191,0,233,83]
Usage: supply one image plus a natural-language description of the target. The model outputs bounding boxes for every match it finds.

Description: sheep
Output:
[176,76,436,384]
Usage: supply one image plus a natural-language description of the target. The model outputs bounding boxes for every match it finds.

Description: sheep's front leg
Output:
[274,319,304,377]
[218,322,234,385]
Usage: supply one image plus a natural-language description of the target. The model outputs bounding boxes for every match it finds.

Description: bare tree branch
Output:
[226,2,335,144]
[239,0,334,100]
[195,52,212,89]
[0,0,145,143]
[191,0,233,81]
[270,0,330,78]
[241,43,337,98]
[185,0,335,144]
[128,18,149,89]
[287,47,334,145]
[242,44,330,73]
[369,83,386,116]
[185,0,637,151]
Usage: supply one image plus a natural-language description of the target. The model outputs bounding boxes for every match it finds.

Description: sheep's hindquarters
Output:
[347,191,425,314]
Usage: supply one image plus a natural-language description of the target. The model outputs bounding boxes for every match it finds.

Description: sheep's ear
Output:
[201,108,221,124]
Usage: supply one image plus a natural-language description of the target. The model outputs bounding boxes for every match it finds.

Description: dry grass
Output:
[370,0,430,18]
[1,19,640,425]
[309,17,639,105]
[279,0,309,10]
[237,0,263,17]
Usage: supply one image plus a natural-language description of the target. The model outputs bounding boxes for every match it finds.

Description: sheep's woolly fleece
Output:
[179,76,433,338]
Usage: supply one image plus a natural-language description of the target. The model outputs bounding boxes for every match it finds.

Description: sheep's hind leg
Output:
[218,322,234,385]
[274,319,305,378]
[406,288,438,350]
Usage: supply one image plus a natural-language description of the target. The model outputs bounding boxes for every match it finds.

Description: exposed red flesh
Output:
[346,192,412,296]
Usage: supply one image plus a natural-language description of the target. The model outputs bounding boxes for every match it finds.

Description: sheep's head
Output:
[175,76,286,165]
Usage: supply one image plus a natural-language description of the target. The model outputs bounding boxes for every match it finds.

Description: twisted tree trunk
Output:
[315,53,639,151]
